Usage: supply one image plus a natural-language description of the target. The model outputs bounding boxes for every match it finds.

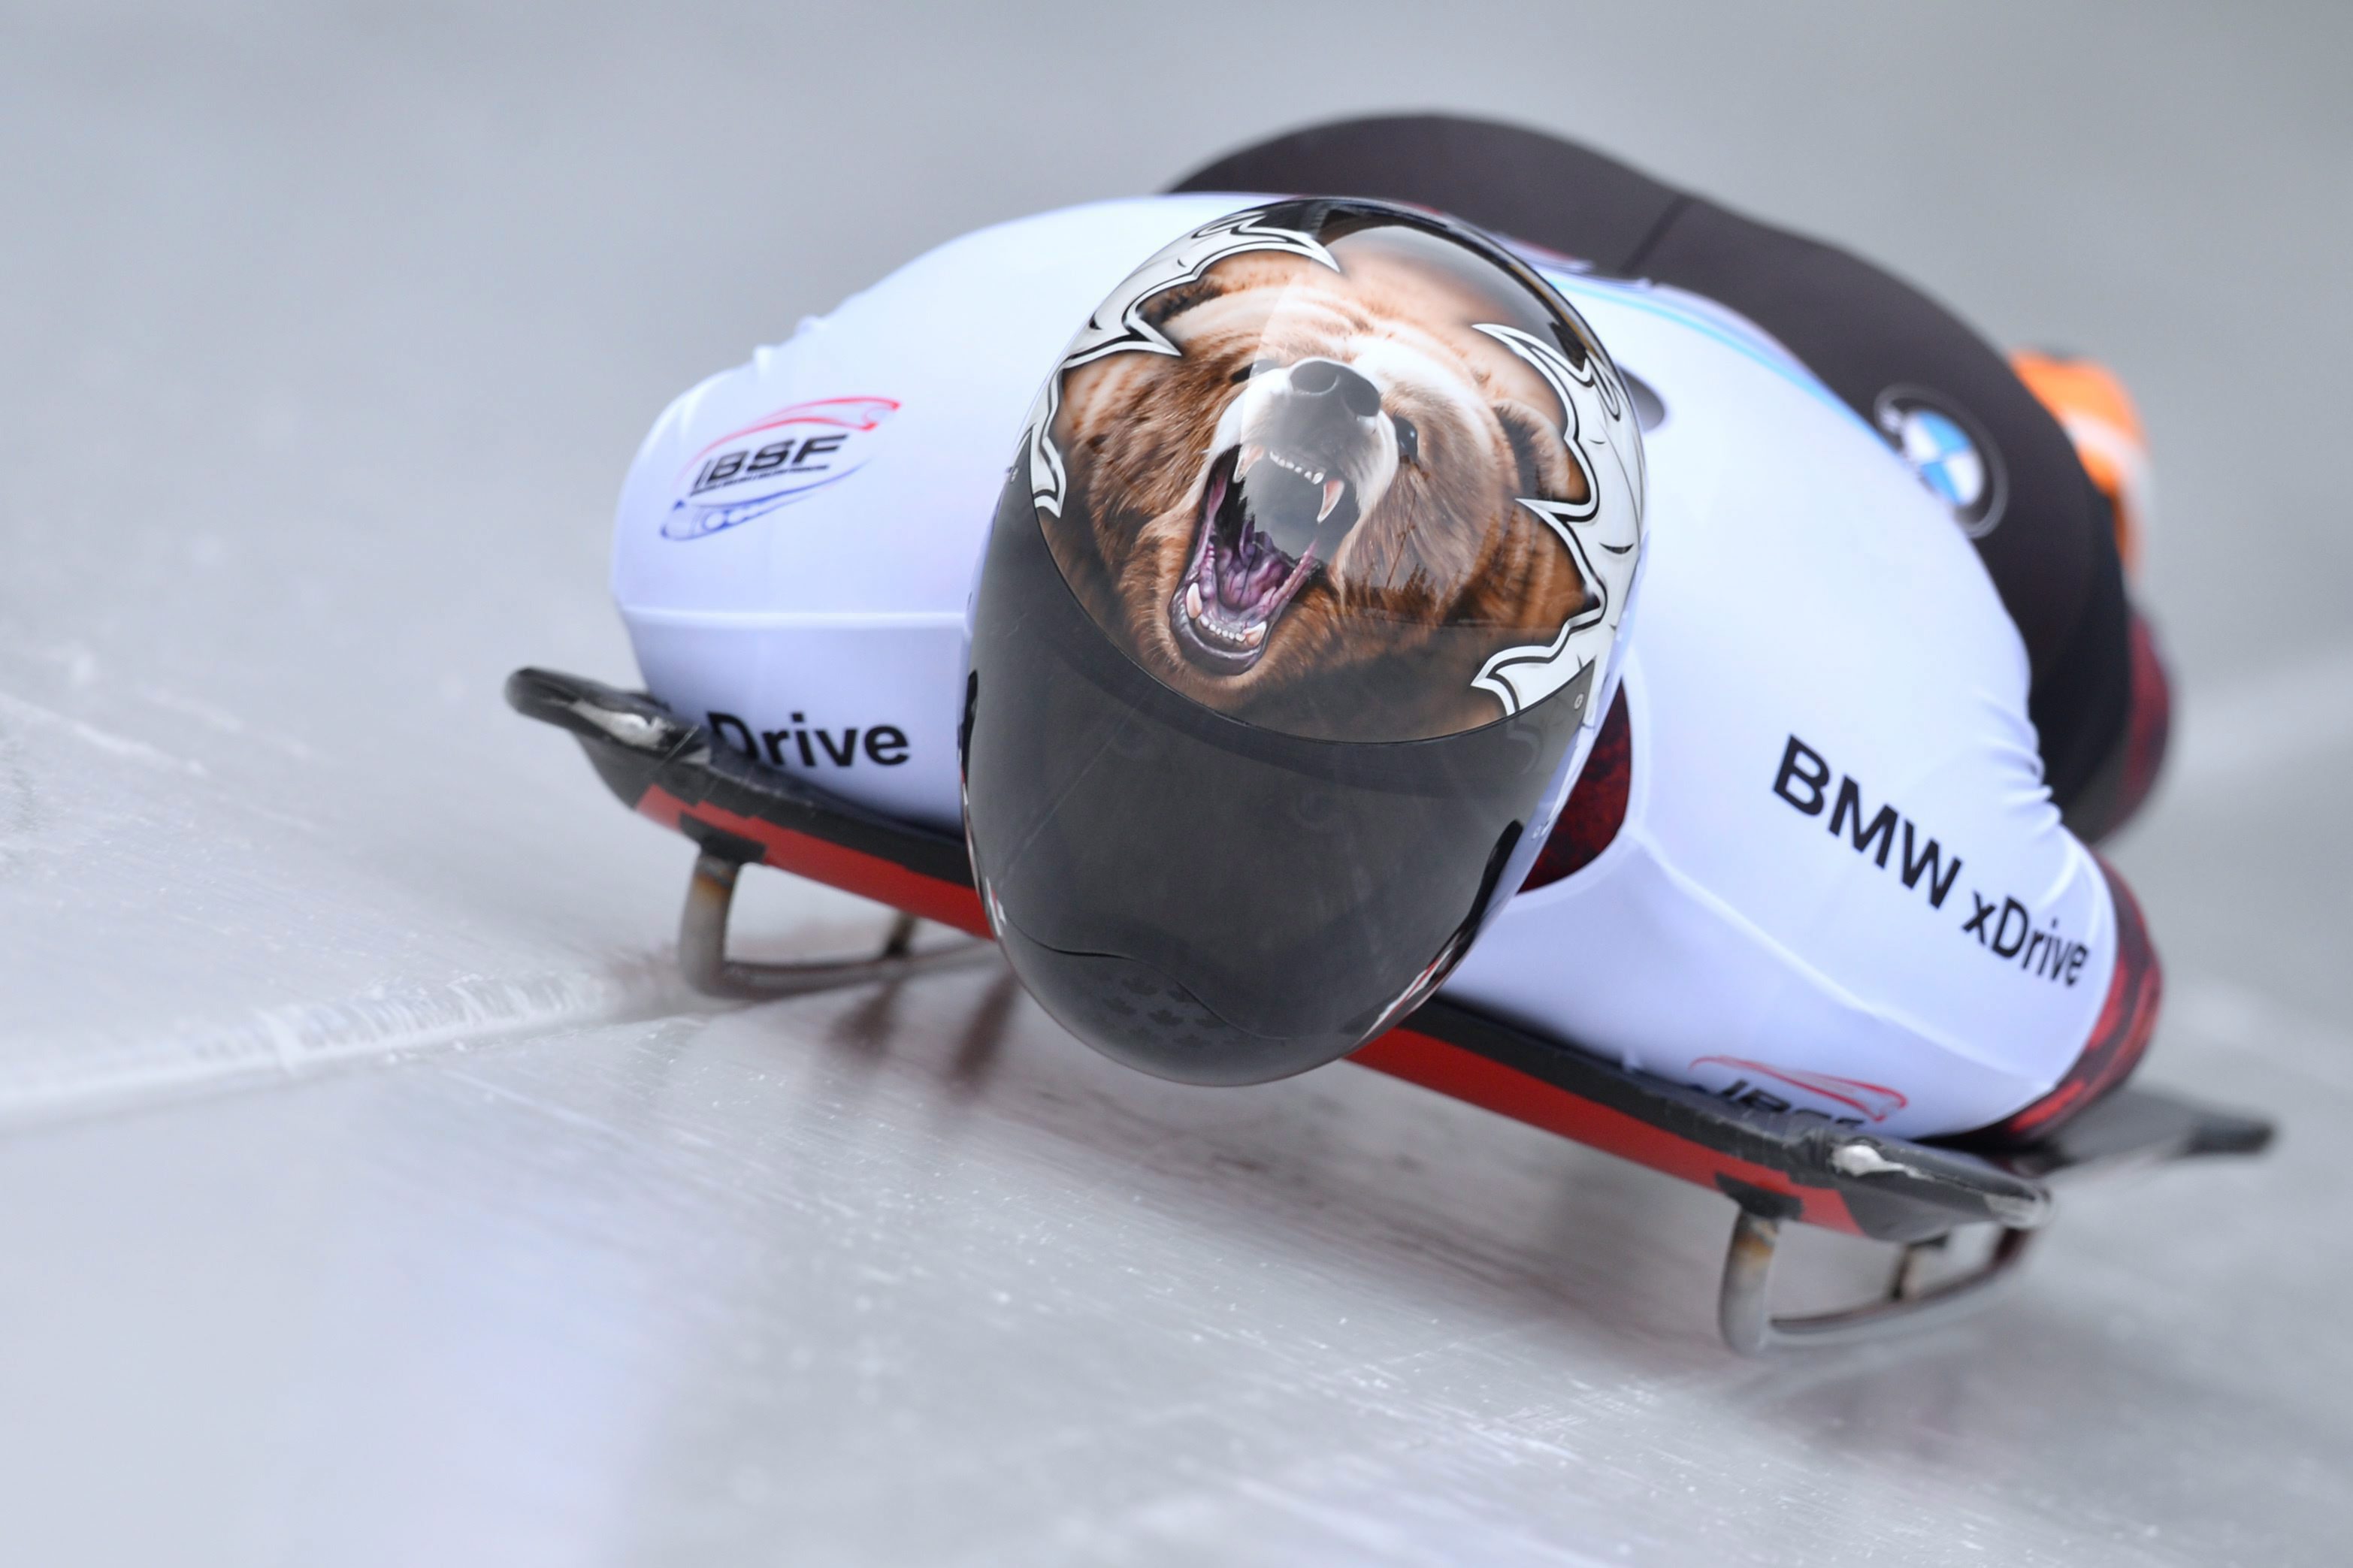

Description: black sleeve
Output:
[1170,114,2134,814]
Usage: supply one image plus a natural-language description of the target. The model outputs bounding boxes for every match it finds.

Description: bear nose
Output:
[1287,358,1383,418]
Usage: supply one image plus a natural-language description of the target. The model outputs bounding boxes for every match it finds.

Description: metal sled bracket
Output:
[1716,1205,2037,1355]
[680,850,992,1000]
[1710,1088,2277,1354]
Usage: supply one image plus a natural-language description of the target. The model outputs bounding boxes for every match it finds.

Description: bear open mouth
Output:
[1169,444,1356,675]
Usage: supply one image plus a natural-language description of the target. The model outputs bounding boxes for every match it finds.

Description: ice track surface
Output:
[3,4,2349,1563]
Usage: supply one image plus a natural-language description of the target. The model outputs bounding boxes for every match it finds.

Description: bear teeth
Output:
[1265,449,1325,485]
[1184,591,1267,651]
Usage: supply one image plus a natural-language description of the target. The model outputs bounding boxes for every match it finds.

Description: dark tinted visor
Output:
[963,483,1585,1084]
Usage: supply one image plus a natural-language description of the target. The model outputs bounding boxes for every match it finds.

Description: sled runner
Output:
[509,667,2274,1355]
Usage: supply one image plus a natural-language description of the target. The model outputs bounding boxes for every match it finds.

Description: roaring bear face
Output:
[1043,229,1597,741]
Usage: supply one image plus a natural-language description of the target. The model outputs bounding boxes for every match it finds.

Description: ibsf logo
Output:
[662,397,900,541]
[1688,1055,1909,1127]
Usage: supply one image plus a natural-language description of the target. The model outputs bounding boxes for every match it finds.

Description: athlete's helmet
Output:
[963,199,1647,1084]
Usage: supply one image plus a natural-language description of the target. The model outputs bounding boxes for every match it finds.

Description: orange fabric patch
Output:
[2010,349,2146,443]
[2010,349,2149,574]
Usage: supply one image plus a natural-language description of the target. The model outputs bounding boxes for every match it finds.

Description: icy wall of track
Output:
[2,3,2351,1565]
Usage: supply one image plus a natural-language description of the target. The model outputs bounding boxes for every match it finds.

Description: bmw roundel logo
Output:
[1874,386,2007,538]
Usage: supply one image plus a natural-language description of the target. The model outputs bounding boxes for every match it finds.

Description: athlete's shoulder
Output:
[1441,259,2098,1139]
[609,197,1247,612]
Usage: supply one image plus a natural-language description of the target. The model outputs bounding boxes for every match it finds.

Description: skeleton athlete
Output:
[610,117,2170,1141]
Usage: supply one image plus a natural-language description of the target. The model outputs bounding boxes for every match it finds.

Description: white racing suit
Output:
[611,195,2143,1141]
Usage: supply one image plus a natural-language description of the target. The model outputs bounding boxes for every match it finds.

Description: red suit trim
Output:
[1975,857,2161,1142]
[1523,685,1632,890]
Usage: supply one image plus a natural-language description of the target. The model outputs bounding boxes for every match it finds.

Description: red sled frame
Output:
[510,668,2272,1355]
